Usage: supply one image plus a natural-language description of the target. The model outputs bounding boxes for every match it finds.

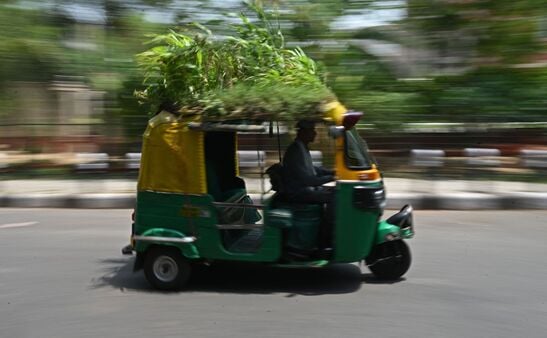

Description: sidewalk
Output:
[0,177,546,209]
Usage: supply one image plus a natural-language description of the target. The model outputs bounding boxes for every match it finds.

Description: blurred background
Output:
[0,0,546,187]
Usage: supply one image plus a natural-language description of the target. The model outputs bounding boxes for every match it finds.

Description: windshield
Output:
[344,128,373,170]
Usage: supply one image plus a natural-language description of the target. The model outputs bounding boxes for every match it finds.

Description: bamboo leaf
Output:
[135,4,335,120]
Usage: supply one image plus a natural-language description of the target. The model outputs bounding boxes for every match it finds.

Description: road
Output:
[1,209,546,338]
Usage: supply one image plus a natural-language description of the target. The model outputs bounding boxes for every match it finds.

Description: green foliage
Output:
[344,90,428,128]
[2,0,546,132]
[117,74,151,140]
[358,0,547,123]
[0,6,65,84]
[432,67,547,122]
[406,0,547,66]
[135,6,335,121]
[285,0,345,41]
[215,81,336,121]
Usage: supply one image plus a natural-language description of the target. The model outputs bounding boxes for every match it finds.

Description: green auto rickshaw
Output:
[122,101,414,290]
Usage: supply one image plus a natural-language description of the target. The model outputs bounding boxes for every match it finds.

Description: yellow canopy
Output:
[137,111,207,194]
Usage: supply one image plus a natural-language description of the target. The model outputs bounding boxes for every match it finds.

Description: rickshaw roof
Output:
[181,100,349,129]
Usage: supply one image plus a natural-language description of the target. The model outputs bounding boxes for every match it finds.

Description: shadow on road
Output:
[91,258,150,291]
[92,257,404,296]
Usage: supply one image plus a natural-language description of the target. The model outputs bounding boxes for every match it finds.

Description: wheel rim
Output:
[153,255,179,282]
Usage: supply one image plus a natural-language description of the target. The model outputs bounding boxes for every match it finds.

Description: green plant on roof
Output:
[135,4,336,121]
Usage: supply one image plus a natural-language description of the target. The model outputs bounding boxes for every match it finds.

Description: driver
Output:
[283,120,335,253]
[282,120,335,203]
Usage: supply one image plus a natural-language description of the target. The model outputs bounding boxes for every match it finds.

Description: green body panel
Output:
[134,180,410,265]
[332,181,384,263]
[135,228,199,259]
[272,203,322,251]
[375,220,414,244]
[134,191,282,262]
[375,220,401,244]
[401,227,414,239]
[287,205,321,250]
[264,208,292,229]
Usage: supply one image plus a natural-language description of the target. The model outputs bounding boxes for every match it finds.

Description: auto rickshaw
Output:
[122,101,414,291]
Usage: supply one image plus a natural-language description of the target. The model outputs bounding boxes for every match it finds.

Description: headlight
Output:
[353,186,385,210]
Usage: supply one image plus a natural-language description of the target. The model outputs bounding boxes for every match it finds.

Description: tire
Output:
[366,240,411,280]
[144,246,191,291]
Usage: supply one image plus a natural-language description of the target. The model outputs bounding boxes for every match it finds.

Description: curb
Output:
[434,193,502,210]
[3,194,72,208]
[71,193,135,209]
[386,192,547,210]
[0,192,546,209]
[0,194,135,209]
[501,192,547,210]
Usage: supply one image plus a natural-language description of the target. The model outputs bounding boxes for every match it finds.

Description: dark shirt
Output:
[282,139,334,194]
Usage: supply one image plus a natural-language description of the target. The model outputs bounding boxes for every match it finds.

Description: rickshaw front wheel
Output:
[144,246,191,291]
[366,240,411,280]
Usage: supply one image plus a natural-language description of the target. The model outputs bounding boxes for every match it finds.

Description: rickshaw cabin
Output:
[137,111,250,203]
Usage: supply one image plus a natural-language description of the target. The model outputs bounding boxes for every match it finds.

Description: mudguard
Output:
[375,205,414,244]
[133,228,200,259]
[375,220,402,245]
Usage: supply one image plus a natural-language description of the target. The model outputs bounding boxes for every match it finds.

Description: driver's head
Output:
[296,120,317,144]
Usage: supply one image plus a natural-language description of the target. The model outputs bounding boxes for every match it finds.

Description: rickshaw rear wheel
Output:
[366,240,411,280]
[144,246,191,291]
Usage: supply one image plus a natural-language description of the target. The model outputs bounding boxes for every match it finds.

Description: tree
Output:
[403,0,547,122]
[0,5,64,84]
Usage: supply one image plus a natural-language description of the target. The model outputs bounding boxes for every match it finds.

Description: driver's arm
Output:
[284,147,334,187]
[314,166,335,177]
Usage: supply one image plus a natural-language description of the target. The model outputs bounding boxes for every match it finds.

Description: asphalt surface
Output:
[1,209,546,338]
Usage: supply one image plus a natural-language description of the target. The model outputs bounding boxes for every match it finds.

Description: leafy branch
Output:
[135,4,335,121]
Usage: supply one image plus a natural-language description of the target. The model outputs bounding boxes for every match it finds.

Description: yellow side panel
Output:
[335,138,380,181]
[335,137,354,179]
[137,112,206,194]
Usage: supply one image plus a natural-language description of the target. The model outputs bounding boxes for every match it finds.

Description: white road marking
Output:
[0,221,38,229]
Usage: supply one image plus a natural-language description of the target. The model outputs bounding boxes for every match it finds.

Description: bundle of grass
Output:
[135,4,336,122]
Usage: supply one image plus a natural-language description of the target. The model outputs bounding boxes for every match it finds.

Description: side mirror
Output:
[342,111,363,129]
[328,125,345,139]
